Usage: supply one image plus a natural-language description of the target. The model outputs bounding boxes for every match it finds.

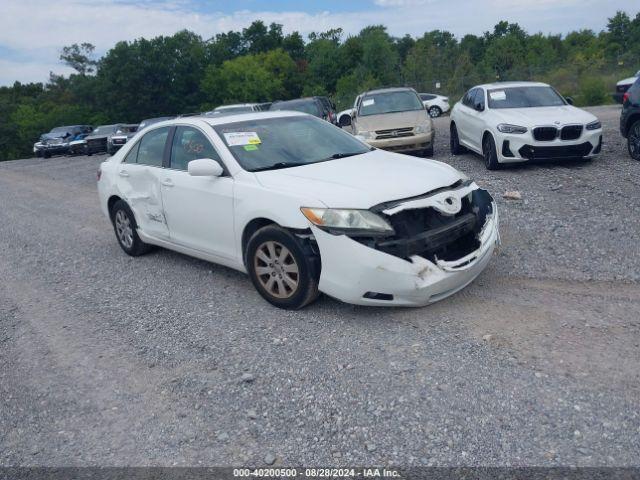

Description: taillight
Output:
[97,167,102,181]
[623,92,630,104]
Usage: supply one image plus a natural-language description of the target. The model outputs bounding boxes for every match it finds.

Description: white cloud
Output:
[0,0,634,85]
[0,58,75,86]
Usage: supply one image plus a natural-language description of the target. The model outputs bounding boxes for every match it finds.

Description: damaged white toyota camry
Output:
[98,111,499,309]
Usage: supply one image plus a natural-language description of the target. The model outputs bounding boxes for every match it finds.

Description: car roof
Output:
[215,103,257,110]
[149,110,307,129]
[272,97,320,104]
[362,87,417,96]
[476,81,549,90]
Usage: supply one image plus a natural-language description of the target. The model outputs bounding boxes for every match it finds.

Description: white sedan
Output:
[449,81,603,170]
[419,93,450,118]
[98,111,499,309]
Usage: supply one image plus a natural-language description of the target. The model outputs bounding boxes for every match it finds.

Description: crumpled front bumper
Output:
[311,202,499,307]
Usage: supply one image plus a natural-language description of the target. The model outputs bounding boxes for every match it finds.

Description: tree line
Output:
[1,10,639,161]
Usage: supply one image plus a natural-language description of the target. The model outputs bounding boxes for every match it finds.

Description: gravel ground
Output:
[0,105,639,467]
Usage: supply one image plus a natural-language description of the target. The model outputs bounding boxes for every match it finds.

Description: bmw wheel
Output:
[482,134,500,170]
[428,106,442,118]
[628,120,640,161]
[450,123,466,155]
[246,225,319,309]
[110,200,152,256]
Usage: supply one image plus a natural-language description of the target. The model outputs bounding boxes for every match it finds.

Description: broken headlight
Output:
[300,208,394,235]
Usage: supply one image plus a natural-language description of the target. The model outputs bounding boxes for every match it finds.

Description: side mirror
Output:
[188,158,223,177]
[565,96,574,105]
[338,114,352,127]
[474,102,484,112]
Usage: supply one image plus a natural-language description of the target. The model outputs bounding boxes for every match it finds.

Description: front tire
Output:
[628,120,640,160]
[110,200,152,256]
[482,134,500,170]
[450,123,466,155]
[428,106,442,118]
[246,225,319,309]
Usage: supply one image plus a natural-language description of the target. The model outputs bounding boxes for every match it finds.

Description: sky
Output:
[0,0,635,86]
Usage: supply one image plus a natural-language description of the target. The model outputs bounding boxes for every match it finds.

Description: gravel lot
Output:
[1,105,639,467]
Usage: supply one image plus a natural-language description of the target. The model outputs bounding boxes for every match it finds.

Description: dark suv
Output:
[620,77,640,160]
[270,97,337,124]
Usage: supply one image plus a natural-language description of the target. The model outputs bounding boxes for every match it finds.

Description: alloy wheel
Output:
[115,210,134,249]
[254,240,300,299]
[429,106,441,118]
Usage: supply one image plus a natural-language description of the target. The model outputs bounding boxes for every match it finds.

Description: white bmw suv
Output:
[98,111,499,309]
[450,81,603,169]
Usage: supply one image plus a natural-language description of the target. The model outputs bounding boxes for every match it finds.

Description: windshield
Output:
[270,100,321,116]
[92,125,117,135]
[487,86,566,109]
[358,90,424,116]
[213,116,371,172]
[50,126,71,134]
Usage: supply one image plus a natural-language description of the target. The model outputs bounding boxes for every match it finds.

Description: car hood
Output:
[617,75,638,86]
[355,110,429,132]
[42,133,69,141]
[254,149,464,209]
[491,105,597,126]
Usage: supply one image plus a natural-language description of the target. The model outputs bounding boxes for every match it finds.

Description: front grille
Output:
[518,142,593,160]
[375,127,414,139]
[533,127,558,141]
[560,125,583,140]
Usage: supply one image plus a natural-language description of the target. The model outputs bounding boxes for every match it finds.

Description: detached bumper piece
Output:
[518,142,593,160]
[367,188,494,263]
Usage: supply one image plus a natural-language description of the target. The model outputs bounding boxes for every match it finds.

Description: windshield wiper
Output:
[324,152,365,161]
[251,162,306,172]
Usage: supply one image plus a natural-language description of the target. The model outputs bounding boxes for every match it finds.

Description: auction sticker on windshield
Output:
[223,132,262,146]
[362,99,375,107]
[489,90,507,101]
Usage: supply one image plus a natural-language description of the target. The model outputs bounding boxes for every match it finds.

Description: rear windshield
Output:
[270,100,321,116]
[487,86,566,109]
[358,90,424,116]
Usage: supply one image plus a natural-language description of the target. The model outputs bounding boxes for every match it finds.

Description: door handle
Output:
[118,170,129,177]
[161,179,174,187]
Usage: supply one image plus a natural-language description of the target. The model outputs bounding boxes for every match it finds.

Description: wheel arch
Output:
[107,195,123,220]
[625,113,640,137]
[241,217,278,265]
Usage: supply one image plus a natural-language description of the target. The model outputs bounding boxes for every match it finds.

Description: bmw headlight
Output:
[300,208,394,235]
[497,123,528,134]
[586,120,601,130]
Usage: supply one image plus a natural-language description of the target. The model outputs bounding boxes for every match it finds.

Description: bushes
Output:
[576,77,608,106]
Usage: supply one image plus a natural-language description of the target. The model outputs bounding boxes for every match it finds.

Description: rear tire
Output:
[110,200,152,256]
[450,123,466,155]
[482,134,500,170]
[246,225,319,310]
[628,120,640,160]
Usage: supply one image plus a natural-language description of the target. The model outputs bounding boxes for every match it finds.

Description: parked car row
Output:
[34,125,93,158]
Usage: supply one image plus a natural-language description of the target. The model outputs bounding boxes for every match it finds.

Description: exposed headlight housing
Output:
[497,123,528,134]
[300,207,394,235]
[586,120,602,130]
